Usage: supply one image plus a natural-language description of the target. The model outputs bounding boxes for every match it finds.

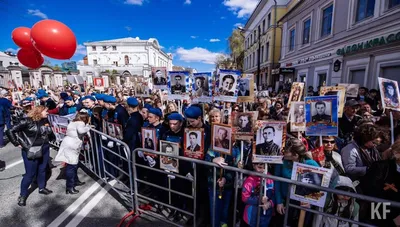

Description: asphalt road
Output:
[0,142,174,227]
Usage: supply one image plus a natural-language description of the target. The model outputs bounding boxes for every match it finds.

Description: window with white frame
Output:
[251,34,253,44]
[267,13,271,28]
[303,19,311,44]
[388,0,400,9]
[93,59,98,65]
[266,42,270,61]
[262,19,266,33]
[299,74,306,82]
[92,46,96,51]
[321,4,333,37]
[350,69,365,84]
[254,30,257,41]
[249,55,252,68]
[318,73,327,86]
[252,52,255,67]
[112,46,117,51]
[261,46,264,62]
[356,0,375,22]
[289,28,295,51]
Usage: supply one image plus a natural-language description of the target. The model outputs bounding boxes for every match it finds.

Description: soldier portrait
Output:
[232,112,254,134]
[153,69,167,86]
[160,140,179,173]
[256,126,281,156]
[107,123,116,137]
[254,121,286,163]
[289,102,306,132]
[171,74,186,94]
[193,76,209,97]
[212,124,232,155]
[311,101,332,123]
[141,128,157,151]
[186,132,201,151]
[237,79,250,97]
[184,128,205,159]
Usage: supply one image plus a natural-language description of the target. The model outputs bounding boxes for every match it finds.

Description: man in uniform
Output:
[214,127,230,149]
[186,132,201,152]
[312,101,332,123]
[36,89,58,114]
[256,126,281,156]
[153,70,166,85]
[237,79,250,96]
[171,75,186,94]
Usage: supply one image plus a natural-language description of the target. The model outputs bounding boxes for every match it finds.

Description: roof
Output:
[86,37,143,44]
[278,0,304,23]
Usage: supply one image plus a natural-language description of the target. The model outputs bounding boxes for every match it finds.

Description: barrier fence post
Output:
[212,166,217,227]
[283,183,292,227]
[232,171,239,226]
[132,148,139,213]
[92,132,102,177]
[193,162,197,227]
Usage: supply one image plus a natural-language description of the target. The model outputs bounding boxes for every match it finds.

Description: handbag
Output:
[22,123,44,160]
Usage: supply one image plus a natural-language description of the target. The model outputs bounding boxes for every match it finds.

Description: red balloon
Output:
[11,27,34,49]
[17,48,44,69]
[31,19,77,60]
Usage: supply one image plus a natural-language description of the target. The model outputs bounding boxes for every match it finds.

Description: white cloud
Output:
[124,0,144,5]
[77,60,84,65]
[209,39,221,42]
[75,44,86,56]
[125,26,132,31]
[5,48,18,53]
[190,36,198,39]
[223,0,259,18]
[27,9,48,19]
[159,45,165,49]
[184,0,191,5]
[234,23,244,28]
[220,16,226,19]
[176,47,225,64]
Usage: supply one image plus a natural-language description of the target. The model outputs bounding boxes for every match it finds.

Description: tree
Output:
[53,64,61,71]
[112,69,118,74]
[228,29,245,70]
[215,54,234,70]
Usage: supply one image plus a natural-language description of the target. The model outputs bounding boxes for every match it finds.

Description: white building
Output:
[78,37,173,88]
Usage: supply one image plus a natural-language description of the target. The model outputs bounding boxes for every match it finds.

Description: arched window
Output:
[125,55,129,65]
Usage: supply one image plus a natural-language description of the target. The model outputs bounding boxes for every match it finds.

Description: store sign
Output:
[288,52,333,67]
[280,68,295,74]
[336,31,400,56]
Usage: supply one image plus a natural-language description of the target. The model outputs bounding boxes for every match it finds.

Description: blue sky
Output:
[1,0,259,72]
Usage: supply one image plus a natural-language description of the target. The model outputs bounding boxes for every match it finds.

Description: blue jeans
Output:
[208,187,232,227]
[0,124,4,147]
[20,144,50,197]
[65,164,78,189]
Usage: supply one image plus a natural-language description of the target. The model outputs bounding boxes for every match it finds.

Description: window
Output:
[245,40,248,49]
[266,43,270,61]
[113,61,118,66]
[261,46,264,62]
[250,34,253,44]
[350,69,365,84]
[382,66,400,84]
[249,55,252,68]
[388,0,400,9]
[299,74,306,82]
[318,73,327,86]
[112,46,117,51]
[267,13,271,28]
[289,28,295,51]
[102,46,107,51]
[0,61,2,67]
[321,4,333,37]
[252,52,255,67]
[303,19,311,44]
[356,0,375,22]
[92,46,96,51]
[93,59,98,65]
[262,19,266,33]
[15,63,19,66]
[254,30,257,41]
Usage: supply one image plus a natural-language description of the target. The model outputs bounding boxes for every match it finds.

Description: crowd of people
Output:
[0,83,399,227]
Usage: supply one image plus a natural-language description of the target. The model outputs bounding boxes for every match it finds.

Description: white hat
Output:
[0,90,8,96]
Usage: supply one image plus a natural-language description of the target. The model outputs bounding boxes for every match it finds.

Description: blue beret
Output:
[91,92,97,96]
[60,92,68,100]
[143,103,152,110]
[168,112,183,121]
[148,107,162,118]
[127,97,139,107]
[103,95,117,104]
[37,89,47,94]
[64,96,73,101]
[36,92,48,99]
[82,95,96,101]
[184,106,202,119]
[95,94,105,101]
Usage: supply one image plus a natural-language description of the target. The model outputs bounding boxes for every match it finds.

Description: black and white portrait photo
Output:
[311,101,332,123]
[141,128,157,151]
[237,79,250,97]
[160,140,179,173]
[171,74,186,94]
[339,83,359,98]
[294,172,323,196]
[379,78,400,110]
[114,124,123,140]
[212,124,232,155]
[232,112,254,134]
[222,108,232,125]
[107,123,116,137]
[254,121,286,163]
[184,128,205,159]
[152,68,167,86]
[256,126,281,156]
[218,74,236,96]
[193,76,209,97]
[290,102,306,132]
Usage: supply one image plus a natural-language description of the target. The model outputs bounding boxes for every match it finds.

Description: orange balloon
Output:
[17,48,44,69]
[31,19,77,60]
[11,27,34,49]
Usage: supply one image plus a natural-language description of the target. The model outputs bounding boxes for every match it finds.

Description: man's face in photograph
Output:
[262,128,274,142]
[165,146,173,154]
[189,134,197,147]
[238,115,249,128]
[387,85,395,96]
[155,70,162,78]
[218,128,227,140]
[316,104,325,115]
[299,105,304,114]
[175,76,182,85]
[196,78,203,88]
[239,80,246,91]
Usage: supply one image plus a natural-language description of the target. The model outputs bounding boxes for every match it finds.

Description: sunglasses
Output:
[323,140,335,144]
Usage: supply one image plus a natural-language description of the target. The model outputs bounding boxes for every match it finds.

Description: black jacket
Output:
[6,118,54,149]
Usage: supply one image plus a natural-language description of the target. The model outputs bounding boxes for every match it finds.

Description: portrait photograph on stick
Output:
[141,127,157,151]
[320,86,346,117]
[159,140,179,173]
[338,83,359,98]
[192,73,212,103]
[289,101,306,132]
[237,74,255,103]
[254,121,286,164]
[231,112,255,134]
[378,77,400,111]
[290,162,333,207]
[184,128,205,160]
[106,122,116,137]
[287,82,304,107]
[168,71,190,100]
[211,123,232,155]
[94,78,105,91]
[305,95,338,136]
[152,67,167,89]
[214,69,240,103]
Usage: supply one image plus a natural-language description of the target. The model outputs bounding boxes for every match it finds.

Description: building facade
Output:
[279,0,400,90]
[78,37,173,89]
[243,0,299,88]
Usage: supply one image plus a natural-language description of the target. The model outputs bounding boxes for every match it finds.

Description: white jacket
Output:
[55,121,91,165]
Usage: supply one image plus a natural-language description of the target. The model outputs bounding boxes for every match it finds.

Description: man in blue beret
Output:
[141,103,152,127]
[103,95,129,129]
[124,97,144,151]
[36,91,57,113]
[59,96,78,116]
[81,95,99,128]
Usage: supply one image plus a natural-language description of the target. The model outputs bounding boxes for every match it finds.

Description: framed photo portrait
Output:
[289,101,306,132]
[338,83,359,98]
[192,72,212,103]
[232,112,255,134]
[141,127,157,151]
[287,82,304,108]
[106,122,116,137]
[211,123,232,155]
[237,74,255,103]
[221,108,232,125]
[94,78,105,91]
[378,77,400,111]
[214,69,240,103]
[168,71,190,100]
[159,140,179,173]
[305,95,338,136]
[232,134,254,168]
[184,128,205,160]
[290,162,333,208]
[320,86,346,117]
[114,124,123,140]
[254,121,286,164]
[152,67,167,89]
